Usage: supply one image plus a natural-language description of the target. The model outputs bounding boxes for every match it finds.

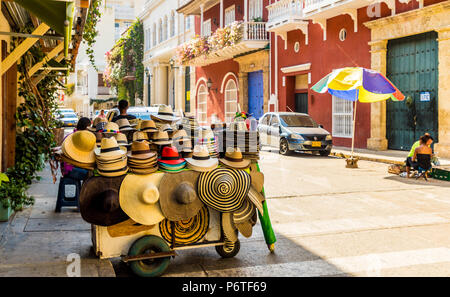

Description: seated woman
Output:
[409,134,433,178]
[405,133,433,178]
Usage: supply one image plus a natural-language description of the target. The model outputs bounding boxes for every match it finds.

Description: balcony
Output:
[181,22,269,67]
[97,86,111,96]
[266,0,309,46]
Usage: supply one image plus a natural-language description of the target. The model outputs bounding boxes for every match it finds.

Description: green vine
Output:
[104,20,144,106]
[83,0,103,71]
[0,27,62,210]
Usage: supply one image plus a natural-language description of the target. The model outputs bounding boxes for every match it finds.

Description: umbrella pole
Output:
[351,99,358,159]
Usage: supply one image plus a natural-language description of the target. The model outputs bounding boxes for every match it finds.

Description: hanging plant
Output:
[83,0,103,71]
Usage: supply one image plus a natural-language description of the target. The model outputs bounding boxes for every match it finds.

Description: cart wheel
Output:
[127,235,171,277]
[215,239,240,258]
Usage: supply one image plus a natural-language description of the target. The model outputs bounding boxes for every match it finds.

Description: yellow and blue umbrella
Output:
[311,67,405,161]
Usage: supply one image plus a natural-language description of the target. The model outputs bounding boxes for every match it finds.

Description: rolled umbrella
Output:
[311,67,405,160]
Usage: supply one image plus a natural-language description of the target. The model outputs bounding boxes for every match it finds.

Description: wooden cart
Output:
[91,207,240,277]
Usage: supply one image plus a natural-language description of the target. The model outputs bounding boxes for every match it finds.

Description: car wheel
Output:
[320,150,331,156]
[279,138,292,156]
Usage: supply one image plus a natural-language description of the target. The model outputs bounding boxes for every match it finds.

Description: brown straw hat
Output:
[185,145,218,172]
[248,187,265,215]
[101,122,120,137]
[158,171,203,221]
[140,120,158,132]
[219,147,251,169]
[62,130,96,164]
[151,105,181,123]
[127,141,156,160]
[95,137,127,160]
[119,173,165,225]
[233,199,256,238]
[79,175,129,226]
[116,118,136,132]
[107,218,155,238]
[114,132,130,147]
[132,131,149,142]
[249,163,264,193]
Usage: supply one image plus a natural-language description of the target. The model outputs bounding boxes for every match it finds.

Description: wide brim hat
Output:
[97,165,129,177]
[158,146,185,165]
[222,212,238,242]
[129,166,158,175]
[152,130,172,145]
[233,199,256,238]
[62,131,96,164]
[79,175,129,226]
[159,206,209,246]
[219,148,251,169]
[151,105,181,123]
[248,187,264,215]
[186,160,218,172]
[159,171,202,221]
[119,173,165,225]
[197,167,251,213]
[107,219,155,238]
[127,141,157,160]
[117,118,137,132]
[140,120,158,132]
[60,154,95,170]
[133,131,149,142]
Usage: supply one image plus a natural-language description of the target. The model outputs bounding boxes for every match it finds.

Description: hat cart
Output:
[70,108,275,277]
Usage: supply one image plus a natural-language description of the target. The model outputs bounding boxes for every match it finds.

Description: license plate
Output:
[312,141,321,147]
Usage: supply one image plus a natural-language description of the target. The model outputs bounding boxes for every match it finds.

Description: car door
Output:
[258,114,271,146]
[269,115,281,147]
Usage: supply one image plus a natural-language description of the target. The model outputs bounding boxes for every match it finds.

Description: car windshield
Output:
[60,113,77,119]
[279,114,318,128]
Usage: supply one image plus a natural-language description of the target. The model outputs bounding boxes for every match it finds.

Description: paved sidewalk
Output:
[0,165,115,277]
[331,146,450,166]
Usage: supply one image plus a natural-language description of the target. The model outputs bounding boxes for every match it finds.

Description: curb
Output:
[330,151,405,165]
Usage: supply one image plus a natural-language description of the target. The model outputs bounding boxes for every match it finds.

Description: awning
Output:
[12,0,75,57]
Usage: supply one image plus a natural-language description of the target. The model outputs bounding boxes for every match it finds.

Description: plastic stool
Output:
[55,176,81,212]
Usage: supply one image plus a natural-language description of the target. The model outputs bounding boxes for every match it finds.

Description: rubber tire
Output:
[215,239,240,258]
[319,150,331,156]
[279,138,292,156]
[128,235,171,277]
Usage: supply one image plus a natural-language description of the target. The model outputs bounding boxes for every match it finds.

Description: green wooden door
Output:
[386,31,438,150]
[295,93,308,114]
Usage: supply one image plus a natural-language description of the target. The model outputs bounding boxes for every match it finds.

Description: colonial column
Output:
[220,0,224,28]
[367,39,388,151]
[263,65,270,114]
[238,71,248,112]
[200,4,204,36]
[435,27,450,158]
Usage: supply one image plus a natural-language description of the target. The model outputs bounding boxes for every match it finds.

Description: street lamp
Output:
[145,67,152,106]
[207,78,217,93]
[169,58,179,69]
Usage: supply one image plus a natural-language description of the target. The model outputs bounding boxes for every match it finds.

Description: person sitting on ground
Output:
[112,100,136,122]
[407,134,434,178]
[405,133,433,178]
[61,117,92,182]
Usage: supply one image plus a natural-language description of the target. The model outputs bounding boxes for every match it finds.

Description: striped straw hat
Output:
[197,167,251,213]
[159,205,209,246]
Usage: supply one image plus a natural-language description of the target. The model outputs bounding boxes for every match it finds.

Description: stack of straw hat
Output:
[127,141,158,174]
[220,130,260,160]
[95,137,128,177]
[196,128,219,158]
[172,129,192,154]
[158,146,186,172]
[61,130,96,170]
[101,122,120,137]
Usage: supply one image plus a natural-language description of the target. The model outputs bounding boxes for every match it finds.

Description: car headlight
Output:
[326,134,332,141]
[290,133,304,140]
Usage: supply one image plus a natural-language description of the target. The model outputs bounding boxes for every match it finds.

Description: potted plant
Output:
[0,173,12,221]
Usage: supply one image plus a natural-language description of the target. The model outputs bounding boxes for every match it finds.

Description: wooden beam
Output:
[31,53,65,85]
[0,23,50,76]
[28,42,64,76]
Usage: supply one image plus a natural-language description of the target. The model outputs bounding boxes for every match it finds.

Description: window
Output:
[114,22,120,40]
[225,6,235,26]
[158,19,162,43]
[260,114,271,125]
[202,19,211,37]
[170,11,175,37]
[98,73,105,87]
[197,85,208,124]
[224,80,238,123]
[163,15,168,40]
[249,0,263,20]
[270,115,279,125]
[186,16,191,30]
[339,28,347,41]
[332,95,353,137]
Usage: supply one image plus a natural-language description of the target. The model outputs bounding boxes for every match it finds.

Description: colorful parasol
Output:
[311,67,405,163]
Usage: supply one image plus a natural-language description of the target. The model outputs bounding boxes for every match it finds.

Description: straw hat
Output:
[233,199,255,238]
[95,137,126,160]
[127,141,156,160]
[114,133,130,147]
[62,130,96,164]
[119,173,165,225]
[249,163,264,193]
[158,171,202,221]
[222,212,238,242]
[185,145,218,172]
[140,120,158,132]
[219,147,250,169]
[132,131,149,142]
[159,123,173,133]
[152,130,172,145]
[60,154,95,170]
[92,116,108,128]
[172,129,192,152]
[248,187,264,215]
[151,105,181,123]
[116,118,136,132]
[107,218,155,238]
[101,122,120,136]
[159,205,209,245]
[197,167,250,213]
[79,175,129,226]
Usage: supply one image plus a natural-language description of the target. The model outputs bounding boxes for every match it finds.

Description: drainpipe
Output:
[220,0,223,28]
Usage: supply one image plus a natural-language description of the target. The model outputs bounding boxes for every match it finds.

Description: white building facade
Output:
[66,0,136,117]
[140,0,196,114]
